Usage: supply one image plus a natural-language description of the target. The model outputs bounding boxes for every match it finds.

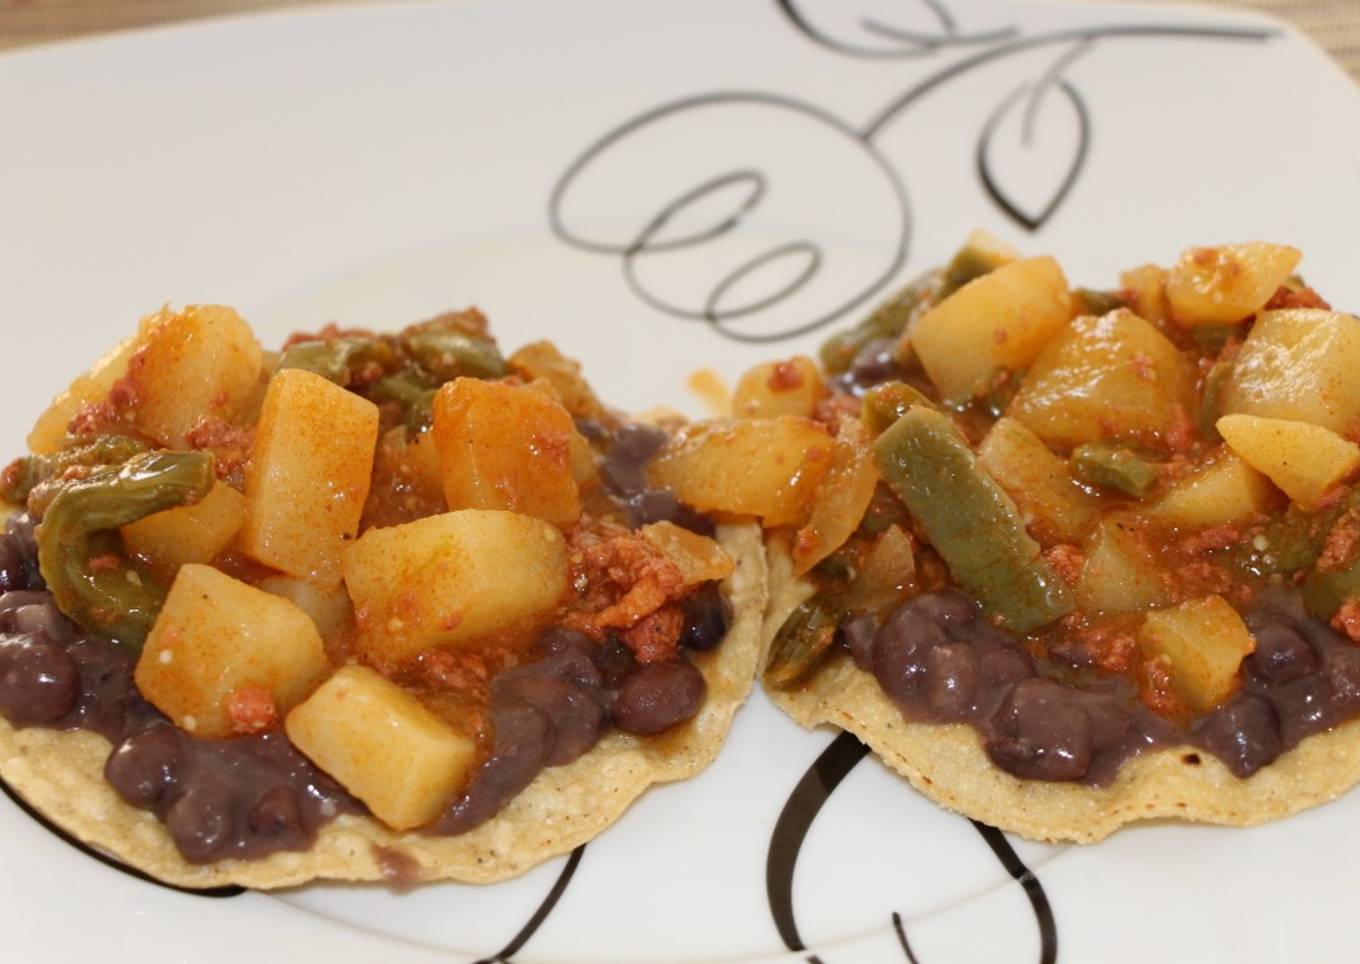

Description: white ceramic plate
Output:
[3,1,1359,961]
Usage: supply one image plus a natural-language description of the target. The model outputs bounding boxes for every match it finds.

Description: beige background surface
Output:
[0,0,1357,82]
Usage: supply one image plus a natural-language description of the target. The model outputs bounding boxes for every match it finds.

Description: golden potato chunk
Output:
[1217,413,1360,508]
[1165,242,1301,326]
[286,666,476,832]
[1077,517,1167,614]
[344,509,569,664]
[647,417,835,527]
[909,256,1074,400]
[1148,450,1273,528]
[1223,309,1360,436]
[640,522,733,586]
[431,378,580,526]
[508,340,606,421]
[28,336,139,454]
[135,565,329,738]
[241,369,380,585]
[732,356,827,419]
[1139,595,1256,711]
[129,305,265,447]
[121,482,246,575]
[1008,309,1193,451]
[978,417,1097,544]
[256,575,355,639]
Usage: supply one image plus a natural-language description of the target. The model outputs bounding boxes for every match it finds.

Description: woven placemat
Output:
[1,0,1356,80]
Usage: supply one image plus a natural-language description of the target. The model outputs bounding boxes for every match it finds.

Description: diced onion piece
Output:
[977,417,1097,544]
[791,419,879,575]
[640,521,733,586]
[286,665,476,832]
[135,564,329,738]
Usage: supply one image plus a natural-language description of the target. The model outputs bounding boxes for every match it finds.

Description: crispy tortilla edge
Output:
[761,540,1360,844]
[0,522,767,888]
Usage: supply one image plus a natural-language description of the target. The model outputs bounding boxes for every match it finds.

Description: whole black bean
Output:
[1270,675,1333,746]
[494,672,604,766]
[925,643,978,719]
[530,631,603,691]
[987,679,1093,781]
[846,337,900,388]
[247,786,309,849]
[0,634,79,726]
[593,636,637,689]
[979,647,1034,686]
[165,779,236,864]
[105,723,184,808]
[601,423,668,496]
[573,417,611,443]
[1194,694,1281,778]
[11,603,76,645]
[433,702,552,835]
[841,612,877,670]
[611,661,706,736]
[679,583,730,652]
[872,604,945,702]
[1246,623,1318,685]
[624,489,716,536]
[0,516,41,594]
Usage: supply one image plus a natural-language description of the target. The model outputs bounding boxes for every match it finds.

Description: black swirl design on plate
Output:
[765,732,1057,962]
[473,845,587,964]
[549,1,1275,343]
[0,769,244,898]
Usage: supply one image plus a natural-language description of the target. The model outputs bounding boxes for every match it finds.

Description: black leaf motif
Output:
[976,45,1093,232]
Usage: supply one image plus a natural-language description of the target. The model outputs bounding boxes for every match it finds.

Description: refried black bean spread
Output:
[851,588,1360,784]
[0,508,730,860]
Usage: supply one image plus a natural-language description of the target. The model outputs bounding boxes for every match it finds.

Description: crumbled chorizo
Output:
[1264,284,1331,311]
[564,523,687,647]
[227,684,279,734]
[1332,598,1360,643]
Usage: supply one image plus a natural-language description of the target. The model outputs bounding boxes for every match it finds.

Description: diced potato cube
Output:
[1165,242,1301,326]
[344,509,568,664]
[135,564,329,738]
[1217,413,1360,508]
[121,482,247,575]
[508,341,606,421]
[241,369,380,585]
[431,378,580,526]
[647,417,835,527]
[978,417,1097,543]
[1139,595,1256,710]
[128,305,265,447]
[1008,309,1193,451]
[732,356,827,419]
[523,379,599,486]
[1119,264,1168,324]
[640,522,733,586]
[286,665,476,831]
[1077,517,1167,614]
[791,419,879,574]
[28,335,139,454]
[1148,450,1274,528]
[909,256,1075,400]
[257,575,355,639]
[1223,309,1360,436]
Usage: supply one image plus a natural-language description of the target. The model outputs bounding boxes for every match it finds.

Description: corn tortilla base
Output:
[762,543,1360,843]
[0,523,767,888]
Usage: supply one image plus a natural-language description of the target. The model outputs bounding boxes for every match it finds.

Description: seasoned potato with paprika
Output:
[1217,413,1360,508]
[344,509,569,664]
[909,256,1074,400]
[1139,596,1255,711]
[431,378,580,526]
[240,368,380,585]
[508,340,607,421]
[1008,309,1192,451]
[121,481,247,575]
[791,419,878,574]
[1077,517,1167,614]
[1165,242,1300,326]
[732,356,827,419]
[135,565,329,738]
[1148,450,1274,528]
[286,665,476,831]
[28,336,139,454]
[648,417,834,527]
[1222,309,1360,436]
[978,417,1097,544]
